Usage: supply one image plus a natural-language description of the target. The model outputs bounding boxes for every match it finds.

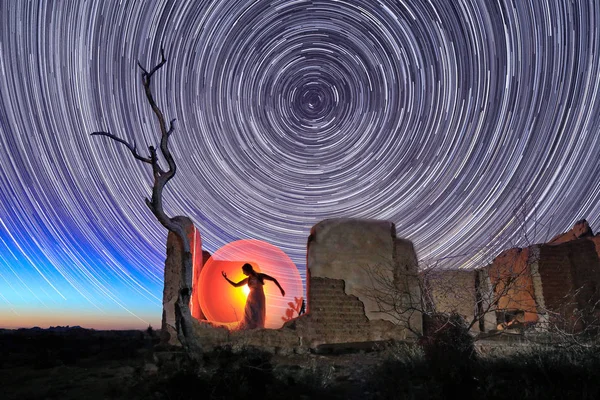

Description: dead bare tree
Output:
[92,51,198,354]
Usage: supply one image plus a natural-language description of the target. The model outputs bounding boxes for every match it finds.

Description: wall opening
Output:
[496,309,526,330]
[192,239,304,329]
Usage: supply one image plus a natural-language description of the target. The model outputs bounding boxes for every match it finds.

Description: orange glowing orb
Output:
[197,239,303,329]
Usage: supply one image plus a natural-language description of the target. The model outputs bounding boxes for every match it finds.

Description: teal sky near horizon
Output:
[2,0,600,329]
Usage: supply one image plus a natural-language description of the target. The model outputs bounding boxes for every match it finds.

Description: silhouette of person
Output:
[222,263,285,330]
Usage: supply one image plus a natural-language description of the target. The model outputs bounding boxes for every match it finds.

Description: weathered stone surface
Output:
[394,238,423,332]
[423,269,480,330]
[282,277,409,347]
[162,216,202,346]
[185,219,421,352]
[423,221,600,334]
[474,221,600,333]
[164,216,600,353]
[483,247,539,325]
[306,218,422,340]
[188,318,305,354]
[476,269,499,331]
[538,238,600,332]
[228,326,302,354]
[190,319,230,348]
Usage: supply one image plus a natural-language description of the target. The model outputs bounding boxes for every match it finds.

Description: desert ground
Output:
[1,326,599,399]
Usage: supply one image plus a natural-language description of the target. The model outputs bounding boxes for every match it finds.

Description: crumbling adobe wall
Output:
[162,216,203,346]
[423,269,481,330]
[538,238,600,332]
[164,217,600,352]
[483,247,539,325]
[165,217,421,352]
[296,218,422,344]
[471,221,600,333]
[286,276,407,346]
[304,277,370,340]
[186,218,422,349]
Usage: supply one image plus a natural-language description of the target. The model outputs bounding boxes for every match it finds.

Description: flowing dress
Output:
[237,275,266,330]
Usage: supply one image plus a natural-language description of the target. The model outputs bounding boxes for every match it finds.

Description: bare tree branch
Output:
[91,131,152,164]
[138,48,166,80]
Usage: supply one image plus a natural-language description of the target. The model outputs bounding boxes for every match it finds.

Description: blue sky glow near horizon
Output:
[1,0,600,329]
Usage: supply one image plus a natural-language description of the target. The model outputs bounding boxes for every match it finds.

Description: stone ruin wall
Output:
[537,238,600,331]
[162,217,422,351]
[485,226,600,332]
[162,218,600,351]
[423,269,493,332]
[162,216,203,346]
[484,247,539,326]
[430,221,600,333]
[294,218,422,345]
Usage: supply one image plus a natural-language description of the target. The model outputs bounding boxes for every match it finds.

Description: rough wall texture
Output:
[424,269,480,330]
[538,238,600,331]
[167,218,420,352]
[187,275,409,351]
[473,221,600,333]
[476,269,500,331]
[424,221,600,334]
[162,216,203,346]
[165,218,600,352]
[305,218,422,340]
[285,277,408,346]
[305,277,369,335]
[483,247,539,325]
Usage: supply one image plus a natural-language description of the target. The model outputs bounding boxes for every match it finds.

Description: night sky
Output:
[1,0,600,329]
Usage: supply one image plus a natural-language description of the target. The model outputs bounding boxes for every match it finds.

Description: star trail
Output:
[1,0,600,329]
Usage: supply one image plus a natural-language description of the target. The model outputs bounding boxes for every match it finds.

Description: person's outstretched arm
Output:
[222,271,248,287]
[261,274,285,296]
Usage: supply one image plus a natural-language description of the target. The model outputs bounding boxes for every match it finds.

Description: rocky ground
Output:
[0,327,158,400]
[0,327,393,400]
[1,327,599,400]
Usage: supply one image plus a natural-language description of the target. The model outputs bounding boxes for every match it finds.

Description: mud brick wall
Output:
[172,218,418,352]
[484,247,539,324]
[539,239,600,331]
[306,277,370,341]
[163,216,203,346]
[424,269,479,330]
[303,218,422,343]
[288,276,407,346]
